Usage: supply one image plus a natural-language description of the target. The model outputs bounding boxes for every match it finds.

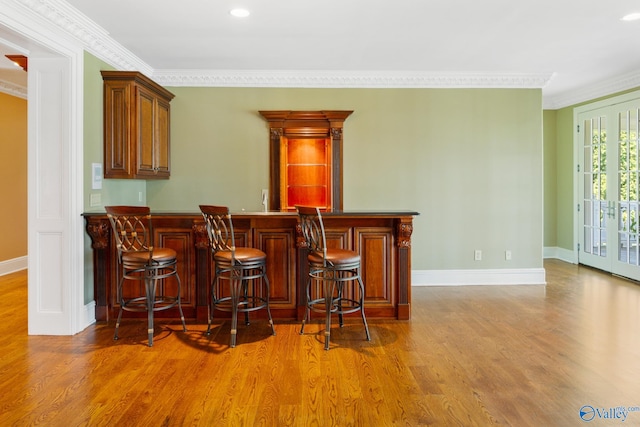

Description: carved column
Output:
[396,218,414,320]
[192,220,211,321]
[294,221,310,318]
[84,216,112,321]
[269,127,283,210]
[330,127,343,211]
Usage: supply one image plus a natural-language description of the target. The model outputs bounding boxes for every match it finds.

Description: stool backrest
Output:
[199,205,236,256]
[105,205,153,262]
[296,206,328,263]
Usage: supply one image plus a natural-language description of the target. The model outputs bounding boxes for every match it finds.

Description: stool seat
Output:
[123,248,178,264]
[214,247,267,264]
[308,249,361,266]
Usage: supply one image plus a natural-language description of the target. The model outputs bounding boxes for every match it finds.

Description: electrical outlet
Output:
[90,193,101,207]
[505,250,512,260]
[474,250,482,261]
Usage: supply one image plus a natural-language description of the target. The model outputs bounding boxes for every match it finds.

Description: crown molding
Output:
[543,69,640,110]
[16,0,639,107]
[0,78,27,98]
[16,0,152,76]
[152,69,554,89]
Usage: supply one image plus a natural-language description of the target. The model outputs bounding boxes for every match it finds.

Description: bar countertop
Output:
[83,209,420,217]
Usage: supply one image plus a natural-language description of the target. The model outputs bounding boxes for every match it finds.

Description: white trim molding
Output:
[14,0,152,76]
[152,69,554,89]
[10,0,640,108]
[543,246,577,264]
[0,78,27,98]
[543,69,640,110]
[0,256,27,276]
[83,300,96,329]
[412,268,546,287]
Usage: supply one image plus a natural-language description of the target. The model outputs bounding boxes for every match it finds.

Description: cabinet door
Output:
[154,97,171,177]
[135,86,157,177]
[255,227,297,310]
[103,80,133,178]
[305,226,351,304]
[208,230,249,301]
[134,86,171,178]
[155,227,195,314]
[355,226,395,315]
[109,225,196,318]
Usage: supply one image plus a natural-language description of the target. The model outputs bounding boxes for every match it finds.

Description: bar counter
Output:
[84,210,418,322]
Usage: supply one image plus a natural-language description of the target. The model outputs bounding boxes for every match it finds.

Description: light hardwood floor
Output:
[1,259,639,426]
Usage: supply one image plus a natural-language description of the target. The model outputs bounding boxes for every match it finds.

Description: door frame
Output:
[574,89,640,276]
[1,2,87,334]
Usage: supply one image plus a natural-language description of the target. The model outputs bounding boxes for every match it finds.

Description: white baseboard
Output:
[412,267,546,286]
[0,256,27,276]
[543,246,577,264]
[83,300,96,329]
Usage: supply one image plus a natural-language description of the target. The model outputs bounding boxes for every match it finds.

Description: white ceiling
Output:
[4,0,640,108]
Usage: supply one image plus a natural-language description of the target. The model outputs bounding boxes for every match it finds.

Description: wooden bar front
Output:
[84,211,417,322]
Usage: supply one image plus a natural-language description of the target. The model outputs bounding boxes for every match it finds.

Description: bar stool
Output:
[296,206,371,350]
[105,206,187,347]
[200,205,276,347]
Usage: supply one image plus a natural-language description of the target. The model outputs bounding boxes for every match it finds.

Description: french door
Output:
[578,97,640,280]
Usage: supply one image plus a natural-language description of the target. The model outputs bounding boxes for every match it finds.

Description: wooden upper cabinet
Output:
[259,110,353,211]
[101,71,175,179]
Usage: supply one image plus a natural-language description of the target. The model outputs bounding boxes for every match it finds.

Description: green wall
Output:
[83,53,544,291]
[542,107,574,253]
[83,52,147,304]
[149,87,543,271]
[554,107,575,251]
[543,110,557,248]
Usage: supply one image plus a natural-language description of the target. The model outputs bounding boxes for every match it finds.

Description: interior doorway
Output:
[0,13,87,335]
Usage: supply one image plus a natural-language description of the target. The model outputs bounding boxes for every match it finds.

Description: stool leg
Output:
[243,278,250,326]
[206,273,218,336]
[358,276,371,341]
[174,268,187,332]
[113,276,125,341]
[146,272,156,347]
[324,277,336,351]
[337,272,344,328]
[299,276,312,335]
[230,272,241,348]
[263,271,276,336]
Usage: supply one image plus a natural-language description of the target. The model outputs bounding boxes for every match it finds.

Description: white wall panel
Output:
[35,232,64,312]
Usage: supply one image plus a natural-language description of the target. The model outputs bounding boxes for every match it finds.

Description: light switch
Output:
[92,163,103,190]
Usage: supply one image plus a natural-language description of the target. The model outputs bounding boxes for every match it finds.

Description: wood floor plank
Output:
[1,260,640,426]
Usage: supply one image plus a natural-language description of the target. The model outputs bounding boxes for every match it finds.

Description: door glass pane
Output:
[618,109,640,265]
[583,117,607,257]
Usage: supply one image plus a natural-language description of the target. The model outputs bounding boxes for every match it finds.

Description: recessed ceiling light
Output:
[230,8,250,18]
[621,12,640,21]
